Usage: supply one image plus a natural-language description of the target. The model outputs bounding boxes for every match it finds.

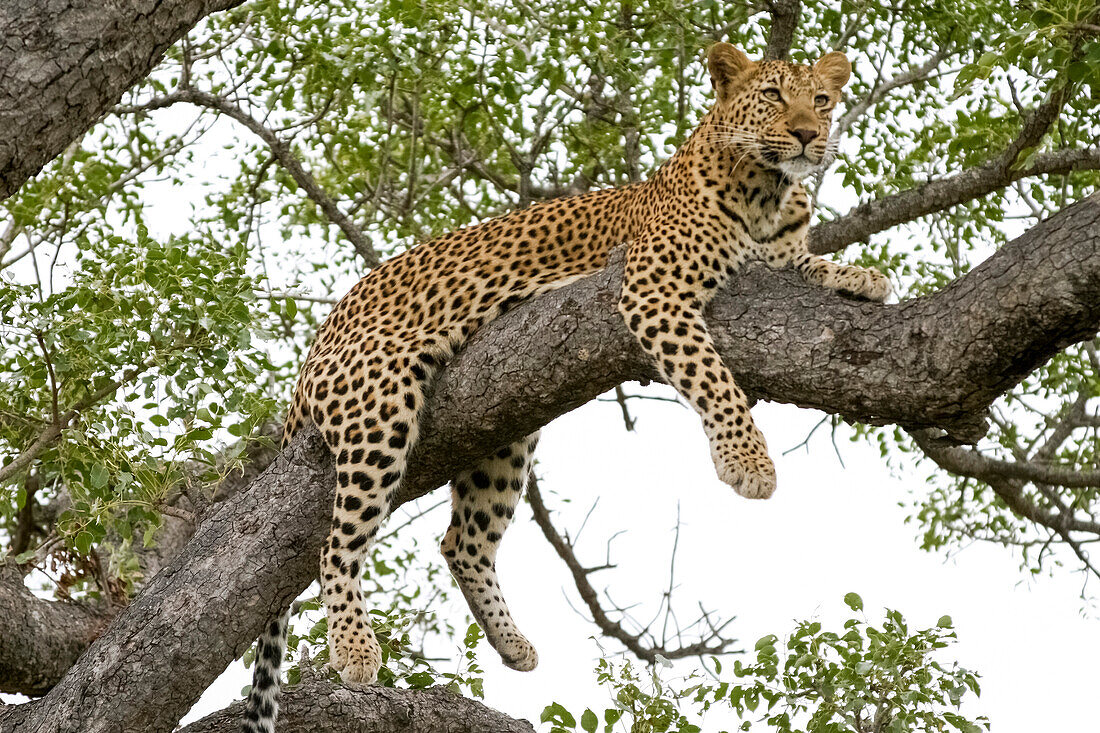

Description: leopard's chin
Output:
[775,154,821,180]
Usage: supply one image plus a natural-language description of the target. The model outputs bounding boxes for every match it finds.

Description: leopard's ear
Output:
[708,43,756,102]
[814,51,851,90]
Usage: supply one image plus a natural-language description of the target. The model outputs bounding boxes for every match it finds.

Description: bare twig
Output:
[526,474,736,664]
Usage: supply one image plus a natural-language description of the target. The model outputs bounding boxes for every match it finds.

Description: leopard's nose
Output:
[789,128,818,147]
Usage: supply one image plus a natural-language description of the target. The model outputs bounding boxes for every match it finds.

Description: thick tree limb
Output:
[0,0,245,201]
[0,424,282,696]
[0,429,336,733]
[0,562,111,697]
[1,194,1098,731]
[179,680,534,733]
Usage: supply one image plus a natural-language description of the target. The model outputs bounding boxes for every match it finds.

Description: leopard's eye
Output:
[814,93,830,107]
[762,88,782,102]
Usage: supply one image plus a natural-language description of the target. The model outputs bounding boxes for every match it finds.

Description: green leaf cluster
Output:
[542,597,987,733]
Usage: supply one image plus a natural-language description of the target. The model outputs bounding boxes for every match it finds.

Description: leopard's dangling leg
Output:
[311,348,433,684]
[441,432,540,671]
[618,232,776,499]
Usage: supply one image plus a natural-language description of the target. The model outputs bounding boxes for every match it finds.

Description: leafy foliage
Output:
[542,597,986,733]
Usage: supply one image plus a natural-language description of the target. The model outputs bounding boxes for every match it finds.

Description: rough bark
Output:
[0,563,111,697]
[763,0,802,61]
[0,194,1097,730]
[0,0,245,201]
[0,424,282,698]
[179,681,535,733]
[0,429,336,733]
[399,191,1100,502]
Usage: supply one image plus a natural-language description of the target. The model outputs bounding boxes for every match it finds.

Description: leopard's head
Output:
[706,43,850,179]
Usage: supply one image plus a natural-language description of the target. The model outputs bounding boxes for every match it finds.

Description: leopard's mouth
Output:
[776,153,821,179]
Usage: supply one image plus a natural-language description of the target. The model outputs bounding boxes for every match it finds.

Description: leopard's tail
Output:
[241,609,290,733]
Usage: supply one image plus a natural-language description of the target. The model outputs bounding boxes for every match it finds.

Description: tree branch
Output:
[0,0,245,200]
[763,0,802,61]
[1,193,1098,731]
[0,562,112,697]
[810,90,1079,254]
[179,680,535,733]
[830,44,954,147]
[0,358,157,485]
[0,423,282,696]
[527,476,734,663]
[115,89,381,266]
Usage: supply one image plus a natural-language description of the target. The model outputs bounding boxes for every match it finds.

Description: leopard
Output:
[241,42,890,732]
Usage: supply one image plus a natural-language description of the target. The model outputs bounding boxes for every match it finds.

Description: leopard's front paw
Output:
[497,634,539,672]
[854,269,891,302]
[713,448,777,500]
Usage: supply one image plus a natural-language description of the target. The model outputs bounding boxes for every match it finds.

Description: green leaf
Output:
[754,634,778,651]
[580,709,598,732]
[844,592,864,611]
[541,702,576,728]
[1067,61,1091,83]
[937,615,953,628]
[74,531,94,554]
[89,463,110,489]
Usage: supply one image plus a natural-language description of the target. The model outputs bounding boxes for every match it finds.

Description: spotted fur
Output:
[242,43,890,730]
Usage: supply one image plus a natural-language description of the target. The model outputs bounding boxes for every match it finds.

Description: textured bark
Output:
[0,0,245,201]
[400,191,1100,501]
[763,0,802,61]
[0,424,281,697]
[0,430,336,733]
[0,194,1097,731]
[0,563,111,697]
[179,681,535,733]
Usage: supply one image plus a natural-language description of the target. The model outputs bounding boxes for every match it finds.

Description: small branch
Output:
[810,145,1100,254]
[0,359,157,485]
[811,86,1074,254]
[763,0,802,61]
[910,430,1100,536]
[527,475,735,664]
[33,332,60,426]
[115,90,380,266]
[611,385,636,431]
[831,44,954,145]
[254,289,338,305]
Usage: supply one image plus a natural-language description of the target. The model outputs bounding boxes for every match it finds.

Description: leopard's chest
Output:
[737,190,790,243]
